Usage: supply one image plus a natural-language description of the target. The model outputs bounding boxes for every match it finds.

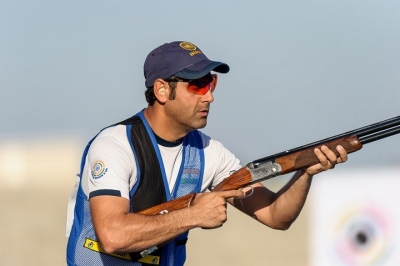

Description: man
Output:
[66,41,347,266]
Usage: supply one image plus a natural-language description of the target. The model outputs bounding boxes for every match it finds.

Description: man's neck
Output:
[143,107,189,142]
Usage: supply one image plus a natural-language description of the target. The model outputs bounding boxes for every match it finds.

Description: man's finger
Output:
[315,147,329,166]
[217,190,244,199]
[320,145,339,163]
[336,145,348,163]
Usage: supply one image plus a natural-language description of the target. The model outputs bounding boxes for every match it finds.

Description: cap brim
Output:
[175,60,230,80]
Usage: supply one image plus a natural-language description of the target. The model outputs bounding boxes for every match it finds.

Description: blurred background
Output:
[1,0,399,265]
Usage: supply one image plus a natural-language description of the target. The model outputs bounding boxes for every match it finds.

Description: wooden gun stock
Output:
[278,135,362,174]
[136,193,196,216]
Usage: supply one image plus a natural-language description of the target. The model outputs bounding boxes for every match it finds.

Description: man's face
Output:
[163,77,215,132]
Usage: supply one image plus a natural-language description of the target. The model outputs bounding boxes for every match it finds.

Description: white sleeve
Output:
[86,125,136,200]
[200,132,242,191]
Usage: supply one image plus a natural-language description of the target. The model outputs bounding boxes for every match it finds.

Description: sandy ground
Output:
[0,184,308,266]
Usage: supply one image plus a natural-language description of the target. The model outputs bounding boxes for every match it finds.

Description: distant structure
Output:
[0,135,83,190]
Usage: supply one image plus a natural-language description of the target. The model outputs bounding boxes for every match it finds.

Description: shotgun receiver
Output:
[134,115,400,259]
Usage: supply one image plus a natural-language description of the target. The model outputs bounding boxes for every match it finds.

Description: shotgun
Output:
[134,115,400,259]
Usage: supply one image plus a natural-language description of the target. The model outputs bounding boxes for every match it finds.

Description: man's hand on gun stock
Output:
[305,145,348,176]
[190,190,244,229]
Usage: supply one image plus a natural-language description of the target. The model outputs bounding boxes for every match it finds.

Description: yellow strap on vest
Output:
[83,238,160,265]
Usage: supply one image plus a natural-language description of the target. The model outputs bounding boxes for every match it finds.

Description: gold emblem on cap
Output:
[180,42,197,51]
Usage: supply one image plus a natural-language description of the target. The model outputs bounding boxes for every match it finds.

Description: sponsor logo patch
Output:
[179,41,202,56]
[91,160,108,179]
[179,41,197,51]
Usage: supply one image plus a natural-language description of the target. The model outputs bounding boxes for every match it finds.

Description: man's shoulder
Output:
[90,124,129,149]
[96,124,127,138]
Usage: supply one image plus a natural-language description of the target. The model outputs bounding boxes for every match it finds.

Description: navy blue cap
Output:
[144,41,230,88]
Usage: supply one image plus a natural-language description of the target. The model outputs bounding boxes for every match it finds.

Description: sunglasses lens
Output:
[187,74,218,95]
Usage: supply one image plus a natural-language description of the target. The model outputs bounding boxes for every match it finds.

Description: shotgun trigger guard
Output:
[246,161,282,182]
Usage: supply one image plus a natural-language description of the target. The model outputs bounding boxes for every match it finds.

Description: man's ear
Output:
[154,79,168,103]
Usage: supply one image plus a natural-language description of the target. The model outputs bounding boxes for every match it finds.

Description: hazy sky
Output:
[1,0,399,167]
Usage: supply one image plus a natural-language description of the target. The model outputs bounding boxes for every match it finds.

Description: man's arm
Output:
[229,145,347,230]
[90,189,243,254]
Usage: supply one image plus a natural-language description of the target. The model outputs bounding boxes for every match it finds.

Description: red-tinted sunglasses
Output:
[186,74,218,95]
[167,74,218,95]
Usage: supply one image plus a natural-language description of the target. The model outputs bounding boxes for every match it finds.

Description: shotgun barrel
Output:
[252,115,400,166]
